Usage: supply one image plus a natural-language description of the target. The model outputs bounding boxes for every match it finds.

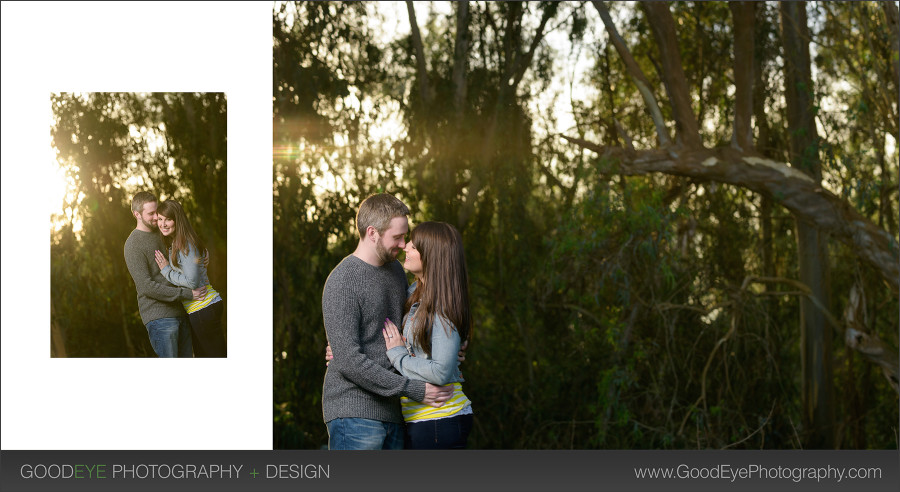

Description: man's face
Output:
[136,201,158,230]
[374,216,409,265]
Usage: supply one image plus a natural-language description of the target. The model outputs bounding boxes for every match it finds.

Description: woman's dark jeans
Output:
[405,413,473,449]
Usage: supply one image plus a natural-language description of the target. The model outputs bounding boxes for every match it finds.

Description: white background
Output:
[1,2,273,450]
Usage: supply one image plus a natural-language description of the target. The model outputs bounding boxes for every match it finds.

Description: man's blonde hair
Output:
[356,193,409,238]
[131,191,157,215]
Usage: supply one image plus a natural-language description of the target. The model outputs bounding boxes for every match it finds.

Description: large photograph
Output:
[272,2,899,449]
[51,92,228,358]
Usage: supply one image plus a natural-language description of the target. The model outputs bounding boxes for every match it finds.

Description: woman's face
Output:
[157,214,175,237]
[403,240,423,278]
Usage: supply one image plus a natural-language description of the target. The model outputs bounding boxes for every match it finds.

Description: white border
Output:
[1,1,273,450]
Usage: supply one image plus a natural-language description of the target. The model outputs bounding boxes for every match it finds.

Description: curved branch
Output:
[844,284,899,392]
[562,137,900,292]
[721,401,776,449]
[846,328,899,392]
[679,274,899,436]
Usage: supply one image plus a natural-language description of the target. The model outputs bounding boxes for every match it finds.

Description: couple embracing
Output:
[322,193,474,450]
[123,191,226,358]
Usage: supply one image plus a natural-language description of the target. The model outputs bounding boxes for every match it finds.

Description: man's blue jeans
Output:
[326,418,404,450]
[145,316,192,358]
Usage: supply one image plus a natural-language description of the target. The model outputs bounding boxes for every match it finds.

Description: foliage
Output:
[273,2,898,449]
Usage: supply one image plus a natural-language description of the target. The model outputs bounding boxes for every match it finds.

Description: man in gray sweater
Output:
[124,192,205,357]
[322,193,453,449]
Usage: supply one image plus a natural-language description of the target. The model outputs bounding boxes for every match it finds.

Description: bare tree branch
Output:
[511,2,558,89]
[591,1,671,146]
[844,283,899,392]
[846,327,900,392]
[562,137,900,292]
[614,118,636,152]
[459,3,558,228]
[406,1,433,105]
[640,1,702,149]
[881,1,900,95]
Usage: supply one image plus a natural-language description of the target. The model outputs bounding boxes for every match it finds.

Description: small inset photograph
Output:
[50,92,227,358]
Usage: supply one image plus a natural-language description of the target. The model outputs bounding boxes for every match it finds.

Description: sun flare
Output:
[50,146,83,235]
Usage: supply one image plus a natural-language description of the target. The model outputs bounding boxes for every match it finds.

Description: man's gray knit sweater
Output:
[322,254,426,424]
[124,229,192,325]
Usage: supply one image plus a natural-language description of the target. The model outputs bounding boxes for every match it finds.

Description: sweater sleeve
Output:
[124,240,192,302]
[160,243,204,289]
[322,275,426,402]
[387,315,460,385]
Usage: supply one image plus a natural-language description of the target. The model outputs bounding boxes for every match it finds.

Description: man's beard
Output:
[375,240,396,265]
[142,218,158,231]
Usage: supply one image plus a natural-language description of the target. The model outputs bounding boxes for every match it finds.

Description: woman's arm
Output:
[159,243,205,289]
[385,316,461,385]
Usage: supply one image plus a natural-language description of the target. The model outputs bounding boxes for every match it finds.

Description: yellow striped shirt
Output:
[182,284,221,314]
[401,382,472,422]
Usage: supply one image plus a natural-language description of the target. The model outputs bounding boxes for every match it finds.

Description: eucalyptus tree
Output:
[271,1,897,449]
[566,1,898,448]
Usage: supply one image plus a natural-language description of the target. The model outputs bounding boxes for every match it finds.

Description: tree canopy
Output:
[273,1,898,449]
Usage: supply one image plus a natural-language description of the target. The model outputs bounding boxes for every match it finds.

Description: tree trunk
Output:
[881,1,900,95]
[406,1,433,106]
[119,297,136,357]
[592,1,671,146]
[452,2,469,124]
[641,1,702,149]
[443,1,469,219]
[458,3,556,228]
[751,4,778,286]
[564,138,900,396]
[730,1,755,151]
[781,1,834,448]
[50,302,67,358]
[576,0,896,447]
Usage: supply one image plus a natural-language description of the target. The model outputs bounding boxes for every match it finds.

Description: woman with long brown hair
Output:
[153,199,226,357]
[382,221,474,449]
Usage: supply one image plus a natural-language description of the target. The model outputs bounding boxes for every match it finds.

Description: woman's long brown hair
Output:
[405,222,471,357]
[156,199,205,270]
